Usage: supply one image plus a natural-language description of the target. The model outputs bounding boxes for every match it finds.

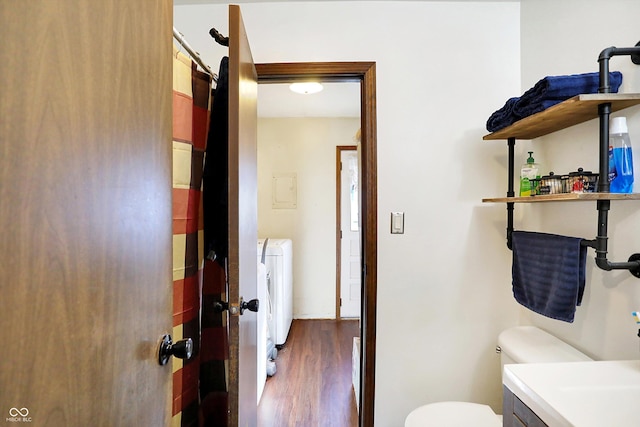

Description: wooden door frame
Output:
[336,145,358,319]
[255,62,377,427]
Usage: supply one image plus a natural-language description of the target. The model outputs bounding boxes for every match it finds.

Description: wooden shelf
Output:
[483,93,640,140]
[483,193,640,203]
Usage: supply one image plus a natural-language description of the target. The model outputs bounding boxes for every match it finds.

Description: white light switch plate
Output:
[391,212,404,234]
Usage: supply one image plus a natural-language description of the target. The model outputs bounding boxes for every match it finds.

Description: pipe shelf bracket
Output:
[628,254,640,278]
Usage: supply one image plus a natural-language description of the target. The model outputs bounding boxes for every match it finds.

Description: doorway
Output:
[255,62,377,427]
[337,146,362,319]
[256,109,358,322]
[256,94,360,423]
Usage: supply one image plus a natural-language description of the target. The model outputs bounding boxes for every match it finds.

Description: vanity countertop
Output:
[503,360,640,427]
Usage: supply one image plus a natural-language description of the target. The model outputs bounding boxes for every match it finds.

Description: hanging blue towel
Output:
[511,231,587,323]
[486,71,623,132]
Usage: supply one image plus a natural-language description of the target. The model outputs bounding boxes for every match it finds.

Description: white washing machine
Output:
[257,238,293,346]
[256,262,267,403]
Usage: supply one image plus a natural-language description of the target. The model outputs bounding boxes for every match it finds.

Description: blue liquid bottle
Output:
[609,117,634,193]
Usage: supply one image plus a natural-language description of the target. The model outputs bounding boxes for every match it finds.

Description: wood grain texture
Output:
[256,62,376,83]
[228,5,259,427]
[257,319,359,427]
[482,193,640,203]
[358,63,378,427]
[483,94,640,141]
[0,1,173,426]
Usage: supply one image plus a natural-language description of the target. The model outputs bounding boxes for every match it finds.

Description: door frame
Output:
[255,62,377,427]
[336,145,359,319]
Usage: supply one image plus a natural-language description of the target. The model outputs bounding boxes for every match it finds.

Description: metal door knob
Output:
[240,298,259,314]
[213,301,229,313]
[158,334,193,366]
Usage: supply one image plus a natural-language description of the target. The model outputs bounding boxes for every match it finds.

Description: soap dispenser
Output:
[520,151,540,197]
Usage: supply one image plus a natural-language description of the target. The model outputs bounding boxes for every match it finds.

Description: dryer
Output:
[257,238,293,346]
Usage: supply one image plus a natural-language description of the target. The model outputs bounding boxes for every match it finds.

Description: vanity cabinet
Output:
[503,386,547,427]
[502,360,640,426]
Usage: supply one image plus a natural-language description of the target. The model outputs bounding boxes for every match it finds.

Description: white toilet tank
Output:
[498,326,593,367]
[405,326,592,427]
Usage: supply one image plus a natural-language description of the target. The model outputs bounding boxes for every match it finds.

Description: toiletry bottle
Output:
[609,117,634,193]
[519,151,540,196]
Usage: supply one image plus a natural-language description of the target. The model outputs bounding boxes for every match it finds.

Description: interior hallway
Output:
[258,319,359,427]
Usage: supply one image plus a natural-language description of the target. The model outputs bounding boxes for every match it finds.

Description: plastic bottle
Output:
[609,117,634,193]
[519,151,540,196]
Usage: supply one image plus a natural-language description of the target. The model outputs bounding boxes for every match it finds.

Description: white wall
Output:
[175,2,522,425]
[257,117,360,319]
[519,0,640,360]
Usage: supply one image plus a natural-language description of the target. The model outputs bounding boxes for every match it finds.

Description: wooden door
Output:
[0,1,173,426]
[228,5,259,427]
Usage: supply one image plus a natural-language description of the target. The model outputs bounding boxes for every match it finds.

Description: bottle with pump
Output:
[609,116,634,193]
[520,151,540,196]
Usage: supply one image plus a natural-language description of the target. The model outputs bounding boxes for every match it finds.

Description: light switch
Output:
[391,212,404,234]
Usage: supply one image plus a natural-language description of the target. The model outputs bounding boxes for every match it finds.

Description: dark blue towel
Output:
[521,71,622,101]
[486,97,518,134]
[511,231,587,323]
[486,71,623,132]
[512,99,563,120]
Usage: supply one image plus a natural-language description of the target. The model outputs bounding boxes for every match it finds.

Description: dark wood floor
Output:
[258,319,359,427]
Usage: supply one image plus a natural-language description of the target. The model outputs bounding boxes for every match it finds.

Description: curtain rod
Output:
[173,27,217,80]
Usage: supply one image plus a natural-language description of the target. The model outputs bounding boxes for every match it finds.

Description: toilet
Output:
[404,326,592,427]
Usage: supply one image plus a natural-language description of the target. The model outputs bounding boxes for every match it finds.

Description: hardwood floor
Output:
[258,319,360,427]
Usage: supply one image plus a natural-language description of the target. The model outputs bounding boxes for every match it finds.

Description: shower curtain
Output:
[172,45,213,427]
[200,56,231,427]
[172,45,230,427]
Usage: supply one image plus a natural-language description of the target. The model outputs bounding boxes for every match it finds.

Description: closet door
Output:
[0,1,173,425]
[227,5,259,426]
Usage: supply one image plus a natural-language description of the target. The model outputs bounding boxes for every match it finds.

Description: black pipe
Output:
[595,199,611,270]
[598,45,640,93]
[597,102,611,192]
[594,200,640,271]
[506,138,515,250]
[593,45,640,275]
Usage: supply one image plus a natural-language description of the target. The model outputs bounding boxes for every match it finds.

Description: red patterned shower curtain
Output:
[172,45,230,427]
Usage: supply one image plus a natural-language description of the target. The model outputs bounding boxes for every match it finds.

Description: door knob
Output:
[158,334,193,366]
[213,301,229,313]
[240,298,259,314]
[213,298,259,315]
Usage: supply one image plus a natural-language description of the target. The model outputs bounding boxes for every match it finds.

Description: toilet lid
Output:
[405,401,501,427]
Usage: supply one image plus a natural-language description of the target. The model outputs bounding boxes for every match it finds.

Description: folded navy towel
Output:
[511,231,587,323]
[486,97,518,134]
[520,71,622,101]
[512,99,563,120]
[486,71,623,132]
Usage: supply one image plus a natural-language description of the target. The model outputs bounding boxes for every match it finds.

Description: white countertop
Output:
[503,360,640,427]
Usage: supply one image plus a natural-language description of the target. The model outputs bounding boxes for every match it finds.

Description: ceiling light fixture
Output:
[289,82,323,95]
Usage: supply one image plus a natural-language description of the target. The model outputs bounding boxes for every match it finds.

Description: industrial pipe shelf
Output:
[483,93,640,141]
[482,43,640,277]
[483,193,640,203]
